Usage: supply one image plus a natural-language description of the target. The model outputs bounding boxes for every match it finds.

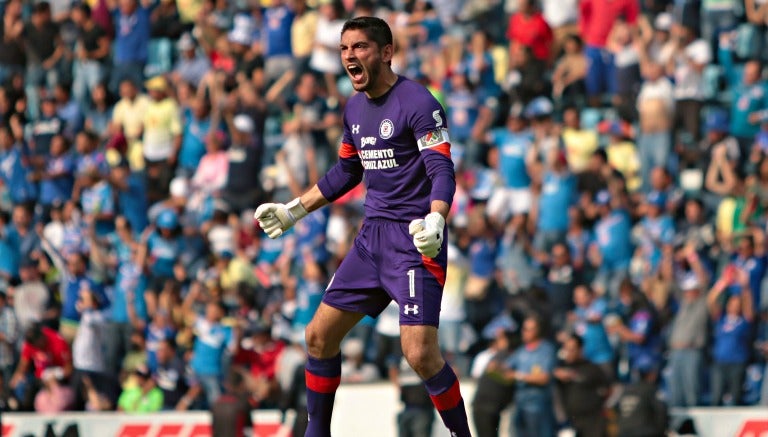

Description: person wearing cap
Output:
[142,74,182,202]
[109,0,151,95]
[221,113,263,215]
[140,209,182,318]
[590,190,633,297]
[117,364,164,413]
[485,101,534,224]
[614,355,668,437]
[171,33,210,88]
[71,3,111,110]
[666,257,710,407]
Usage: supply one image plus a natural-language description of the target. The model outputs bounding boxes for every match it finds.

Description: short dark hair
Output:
[25,322,46,345]
[567,334,585,349]
[341,16,393,49]
[74,3,91,16]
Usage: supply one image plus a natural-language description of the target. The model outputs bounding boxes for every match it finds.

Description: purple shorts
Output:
[323,218,447,326]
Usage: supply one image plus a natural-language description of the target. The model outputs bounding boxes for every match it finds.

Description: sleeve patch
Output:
[417,128,451,151]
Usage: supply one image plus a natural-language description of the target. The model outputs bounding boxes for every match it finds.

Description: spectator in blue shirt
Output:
[533,151,576,258]
[178,96,212,177]
[140,209,183,319]
[503,315,556,437]
[718,32,768,151]
[731,231,767,308]
[262,0,294,85]
[28,96,63,157]
[0,126,37,205]
[110,0,151,94]
[486,103,534,224]
[610,282,663,382]
[633,191,675,276]
[590,190,633,298]
[80,165,115,237]
[111,159,148,233]
[708,265,755,406]
[183,283,237,407]
[569,284,614,376]
[36,134,74,214]
[171,33,210,89]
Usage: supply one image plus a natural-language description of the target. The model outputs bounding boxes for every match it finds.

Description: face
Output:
[206,302,223,322]
[296,74,317,102]
[521,319,539,344]
[551,244,569,266]
[156,341,172,363]
[50,136,65,156]
[67,253,85,275]
[561,338,581,363]
[738,238,754,258]
[744,61,761,86]
[684,200,702,222]
[12,206,29,228]
[573,285,591,307]
[340,29,392,94]
[119,81,137,100]
[562,109,579,129]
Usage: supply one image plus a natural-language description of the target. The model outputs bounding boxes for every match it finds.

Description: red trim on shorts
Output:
[422,255,446,286]
[338,142,358,159]
[429,379,462,411]
[424,143,451,159]
[305,370,341,394]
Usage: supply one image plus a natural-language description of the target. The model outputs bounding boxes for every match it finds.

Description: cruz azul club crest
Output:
[379,119,394,139]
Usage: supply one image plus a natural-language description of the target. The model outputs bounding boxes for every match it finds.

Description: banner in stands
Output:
[670,408,768,437]
[2,385,766,437]
[1,411,284,437]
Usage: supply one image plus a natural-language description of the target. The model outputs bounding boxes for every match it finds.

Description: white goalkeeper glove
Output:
[409,212,445,258]
[254,198,309,239]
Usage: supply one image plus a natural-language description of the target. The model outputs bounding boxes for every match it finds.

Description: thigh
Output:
[306,303,366,357]
[378,221,447,327]
[323,234,391,318]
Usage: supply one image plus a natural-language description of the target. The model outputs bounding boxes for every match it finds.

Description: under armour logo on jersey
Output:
[351,124,360,134]
[403,304,419,315]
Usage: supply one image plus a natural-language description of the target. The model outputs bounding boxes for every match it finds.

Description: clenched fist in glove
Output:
[408,212,445,258]
[254,198,309,238]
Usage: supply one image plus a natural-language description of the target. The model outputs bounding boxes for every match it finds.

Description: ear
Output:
[380,42,394,64]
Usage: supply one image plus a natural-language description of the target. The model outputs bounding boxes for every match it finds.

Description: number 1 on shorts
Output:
[407,269,416,298]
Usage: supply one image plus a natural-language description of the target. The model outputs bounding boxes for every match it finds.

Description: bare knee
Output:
[402,343,444,379]
[304,320,341,359]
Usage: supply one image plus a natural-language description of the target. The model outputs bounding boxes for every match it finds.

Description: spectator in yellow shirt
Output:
[142,76,182,203]
[600,120,642,192]
[561,106,599,174]
[111,79,151,171]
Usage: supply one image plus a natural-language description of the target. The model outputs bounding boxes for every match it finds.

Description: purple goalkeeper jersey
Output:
[318,76,455,221]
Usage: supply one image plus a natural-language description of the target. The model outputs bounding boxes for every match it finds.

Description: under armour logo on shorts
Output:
[403,304,419,315]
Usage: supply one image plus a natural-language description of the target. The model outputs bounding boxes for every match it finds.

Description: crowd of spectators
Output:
[0,0,766,435]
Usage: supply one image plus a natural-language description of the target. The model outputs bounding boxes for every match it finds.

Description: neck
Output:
[365,70,398,99]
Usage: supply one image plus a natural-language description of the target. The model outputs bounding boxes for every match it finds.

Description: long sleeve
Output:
[421,149,456,207]
[317,142,364,203]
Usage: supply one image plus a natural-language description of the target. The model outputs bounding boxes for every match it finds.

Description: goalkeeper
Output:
[254,16,471,437]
